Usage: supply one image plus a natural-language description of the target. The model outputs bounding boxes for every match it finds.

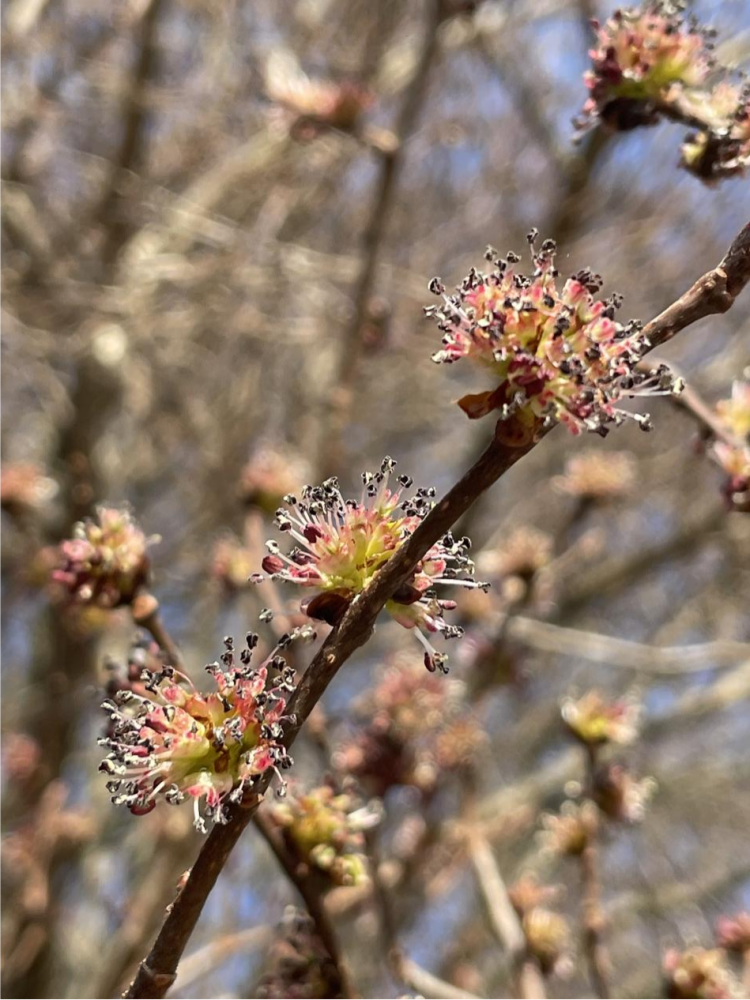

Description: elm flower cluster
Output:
[334,659,482,795]
[716,912,750,956]
[510,878,573,978]
[577,2,714,132]
[561,689,641,746]
[539,800,598,857]
[711,379,750,512]
[682,84,750,181]
[0,462,58,516]
[662,946,739,999]
[52,506,155,608]
[426,233,679,439]
[553,450,636,502]
[268,782,381,886]
[211,534,255,595]
[239,445,310,513]
[265,57,373,135]
[100,628,313,831]
[260,458,486,672]
[479,526,553,583]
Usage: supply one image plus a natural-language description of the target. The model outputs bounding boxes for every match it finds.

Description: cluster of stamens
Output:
[259,458,487,672]
[100,626,315,831]
[426,233,680,439]
[268,782,380,886]
[577,1,714,132]
[52,506,155,608]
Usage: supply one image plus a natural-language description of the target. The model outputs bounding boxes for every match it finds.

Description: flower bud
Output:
[562,690,641,746]
[269,782,379,887]
[52,506,155,609]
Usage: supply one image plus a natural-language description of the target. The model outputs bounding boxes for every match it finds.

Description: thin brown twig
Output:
[168,926,272,996]
[93,0,163,266]
[366,827,478,1000]
[398,957,482,1000]
[638,350,747,453]
[131,594,184,671]
[503,617,750,674]
[580,744,610,999]
[467,833,546,999]
[170,924,274,996]
[123,221,750,999]
[672,381,743,449]
[317,0,444,477]
[251,810,355,999]
[92,824,197,999]
[643,221,750,350]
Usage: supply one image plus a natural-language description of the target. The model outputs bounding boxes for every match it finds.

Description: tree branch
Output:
[467,833,546,999]
[643,222,750,350]
[251,810,355,998]
[123,220,750,999]
[316,0,444,476]
[579,746,610,999]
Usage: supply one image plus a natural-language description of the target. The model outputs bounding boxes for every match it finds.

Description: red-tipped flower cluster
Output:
[427,233,679,439]
[334,658,482,795]
[259,458,486,672]
[52,506,155,608]
[682,84,750,181]
[578,2,714,131]
[710,379,750,512]
[100,628,313,831]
